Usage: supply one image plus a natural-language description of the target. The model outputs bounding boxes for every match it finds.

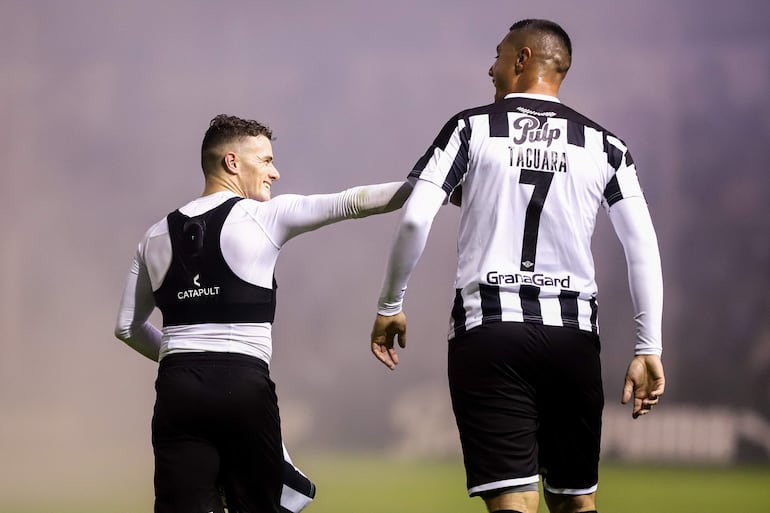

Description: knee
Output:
[543,491,596,513]
[483,489,539,513]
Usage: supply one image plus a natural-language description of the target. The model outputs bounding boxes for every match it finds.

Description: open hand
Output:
[370,312,407,370]
[621,354,665,418]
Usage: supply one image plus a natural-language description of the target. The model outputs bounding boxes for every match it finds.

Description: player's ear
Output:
[516,47,532,70]
[223,151,239,174]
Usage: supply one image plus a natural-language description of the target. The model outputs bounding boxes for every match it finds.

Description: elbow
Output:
[401,210,432,234]
[352,181,414,218]
[114,323,131,343]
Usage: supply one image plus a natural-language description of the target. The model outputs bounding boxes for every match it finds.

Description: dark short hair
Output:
[510,18,572,60]
[201,114,273,172]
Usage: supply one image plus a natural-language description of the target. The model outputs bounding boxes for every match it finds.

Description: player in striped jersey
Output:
[115,114,411,513]
[370,19,664,513]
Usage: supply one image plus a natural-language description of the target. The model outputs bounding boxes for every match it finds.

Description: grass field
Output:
[299,454,770,513]
[6,453,770,512]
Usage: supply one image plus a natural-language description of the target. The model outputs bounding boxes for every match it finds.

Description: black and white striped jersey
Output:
[410,93,645,339]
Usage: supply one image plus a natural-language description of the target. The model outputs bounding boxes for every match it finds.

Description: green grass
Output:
[299,453,770,513]
[5,454,770,512]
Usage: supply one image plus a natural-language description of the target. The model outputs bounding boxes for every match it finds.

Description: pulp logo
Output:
[512,115,561,147]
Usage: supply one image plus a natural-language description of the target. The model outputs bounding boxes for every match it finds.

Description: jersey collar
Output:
[504,92,560,103]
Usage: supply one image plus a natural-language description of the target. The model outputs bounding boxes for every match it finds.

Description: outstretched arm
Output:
[370,180,446,369]
[114,254,161,362]
[608,197,665,417]
[267,181,412,245]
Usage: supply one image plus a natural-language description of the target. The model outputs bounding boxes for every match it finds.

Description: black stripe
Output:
[625,149,635,167]
[411,114,461,174]
[603,175,623,206]
[412,148,433,174]
[519,285,542,323]
[567,120,585,147]
[282,460,316,499]
[479,283,502,324]
[441,120,472,194]
[589,297,599,334]
[451,288,467,336]
[489,111,509,137]
[433,114,460,151]
[604,135,623,170]
[558,290,580,329]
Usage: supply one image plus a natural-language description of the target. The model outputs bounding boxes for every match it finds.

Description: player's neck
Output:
[202,176,246,198]
[512,73,561,97]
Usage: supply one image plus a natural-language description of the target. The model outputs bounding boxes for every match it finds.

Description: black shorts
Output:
[448,322,603,497]
[152,352,283,513]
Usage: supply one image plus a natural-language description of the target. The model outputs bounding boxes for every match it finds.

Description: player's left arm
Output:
[608,196,665,417]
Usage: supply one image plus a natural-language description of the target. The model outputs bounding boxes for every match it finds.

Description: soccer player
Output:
[370,19,665,513]
[115,114,411,513]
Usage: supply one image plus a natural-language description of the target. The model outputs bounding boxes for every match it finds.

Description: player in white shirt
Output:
[116,114,411,513]
[370,19,664,513]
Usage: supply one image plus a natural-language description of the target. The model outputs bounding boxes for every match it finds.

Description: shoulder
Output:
[441,102,500,126]
[143,216,170,241]
[133,216,170,264]
[232,194,314,222]
[554,101,625,141]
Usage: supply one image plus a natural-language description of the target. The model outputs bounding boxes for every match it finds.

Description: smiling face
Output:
[235,135,280,201]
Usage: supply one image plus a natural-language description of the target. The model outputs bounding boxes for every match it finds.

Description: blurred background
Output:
[2,0,769,510]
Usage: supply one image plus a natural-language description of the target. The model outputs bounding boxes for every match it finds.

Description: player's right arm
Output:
[261,181,412,246]
[114,245,162,362]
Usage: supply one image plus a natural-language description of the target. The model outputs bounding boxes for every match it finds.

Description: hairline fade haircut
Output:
[201,114,274,174]
[508,18,572,74]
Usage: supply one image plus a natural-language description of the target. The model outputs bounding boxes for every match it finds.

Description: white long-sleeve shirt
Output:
[116,181,409,363]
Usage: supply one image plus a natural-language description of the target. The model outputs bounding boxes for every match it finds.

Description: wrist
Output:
[377,298,403,316]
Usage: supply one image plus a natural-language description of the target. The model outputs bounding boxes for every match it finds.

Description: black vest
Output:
[153,197,277,326]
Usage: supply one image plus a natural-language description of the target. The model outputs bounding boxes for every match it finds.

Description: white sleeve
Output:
[377,180,447,315]
[114,249,162,361]
[264,181,412,246]
[607,197,664,355]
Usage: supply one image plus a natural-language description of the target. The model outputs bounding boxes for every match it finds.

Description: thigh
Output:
[536,326,603,494]
[153,437,225,513]
[153,360,225,513]
[448,322,542,496]
[217,361,283,513]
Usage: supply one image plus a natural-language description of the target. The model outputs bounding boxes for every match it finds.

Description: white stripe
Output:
[468,475,540,496]
[539,296,563,326]
[542,480,598,495]
[280,484,314,513]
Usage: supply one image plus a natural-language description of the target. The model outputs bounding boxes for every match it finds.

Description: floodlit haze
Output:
[1,0,769,501]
